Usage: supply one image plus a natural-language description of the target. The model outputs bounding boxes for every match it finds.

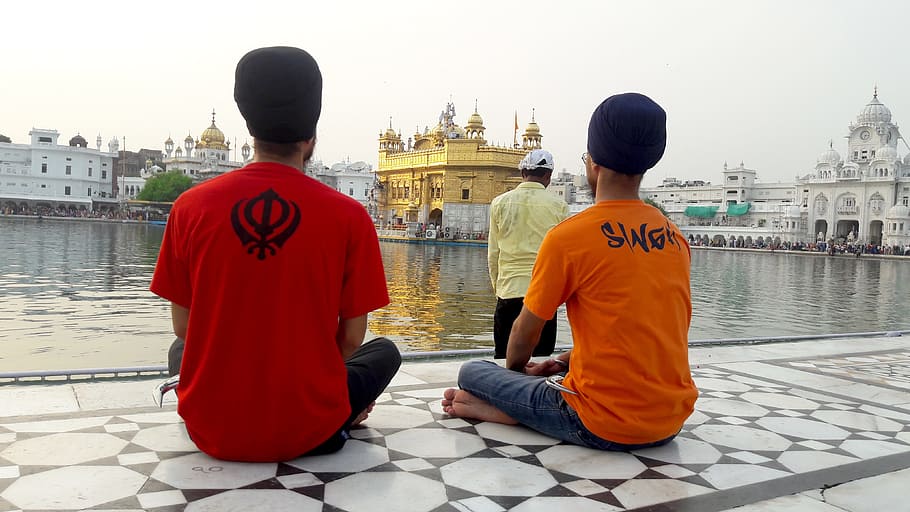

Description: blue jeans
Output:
[458,360,676,450]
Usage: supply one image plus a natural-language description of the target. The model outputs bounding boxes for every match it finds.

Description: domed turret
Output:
[69,134,87,147]
[183,132,194,155]
[816,142,841,166]
[465,101,486,140]
[521,109,542,149]
[856,88,892,125]
[378,117,403,152]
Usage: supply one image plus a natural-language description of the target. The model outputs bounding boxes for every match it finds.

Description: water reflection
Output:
[2,217,910,371]
[689,250,910,339]
[371,243,497,351]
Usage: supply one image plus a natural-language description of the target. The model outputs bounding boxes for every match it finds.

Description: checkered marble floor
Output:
[1,342,910,511]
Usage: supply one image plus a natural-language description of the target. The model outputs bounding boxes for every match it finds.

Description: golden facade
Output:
[376,102,544,232]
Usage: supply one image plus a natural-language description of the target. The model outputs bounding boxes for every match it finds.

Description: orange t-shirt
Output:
[523,200,697,444]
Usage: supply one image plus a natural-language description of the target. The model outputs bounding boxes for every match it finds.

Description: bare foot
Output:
[352,401,375,427]
[441,388,518,424]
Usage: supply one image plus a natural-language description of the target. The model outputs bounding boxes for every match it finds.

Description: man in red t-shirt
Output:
[443,93,697,450]
[150,46,400,462]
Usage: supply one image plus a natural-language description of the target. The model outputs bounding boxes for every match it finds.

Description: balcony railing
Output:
[836,206,858,214]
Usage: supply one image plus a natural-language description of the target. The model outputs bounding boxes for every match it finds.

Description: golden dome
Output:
[199,110,227,150]
[201,123,225,145]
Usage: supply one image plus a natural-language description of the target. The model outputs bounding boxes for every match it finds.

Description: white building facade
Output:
[803,90,910,248]
[0,129,115,212]
[642,90,910,248]
[331,160,375,210]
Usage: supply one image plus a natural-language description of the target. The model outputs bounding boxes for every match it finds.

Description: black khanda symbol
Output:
[231,188,301,260]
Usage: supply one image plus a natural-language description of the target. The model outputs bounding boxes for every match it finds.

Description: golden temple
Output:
[376,101,544,236]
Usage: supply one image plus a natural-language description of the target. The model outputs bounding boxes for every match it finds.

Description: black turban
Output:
[234,46,322,144]
[587,93,667,175]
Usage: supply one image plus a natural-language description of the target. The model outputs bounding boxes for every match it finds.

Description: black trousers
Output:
[493,297,557,359]
[167,336,402,455]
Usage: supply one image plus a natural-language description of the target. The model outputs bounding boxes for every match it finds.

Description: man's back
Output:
[151,162,388,461]
[523,200,696,444]
[489,182,567,299]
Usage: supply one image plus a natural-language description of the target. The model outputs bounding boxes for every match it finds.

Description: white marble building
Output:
[804,90,910,248]
[162,111,249,179]
[0,129,115,211]
[642,89,910,247]
[332,160,375,210]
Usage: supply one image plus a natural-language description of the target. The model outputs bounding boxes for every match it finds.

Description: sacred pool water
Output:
[2,217,909,371]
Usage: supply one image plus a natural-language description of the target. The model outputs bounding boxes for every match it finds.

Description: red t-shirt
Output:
[150,162,389,462]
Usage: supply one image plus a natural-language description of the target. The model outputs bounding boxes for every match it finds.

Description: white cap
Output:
[518,149,554,171]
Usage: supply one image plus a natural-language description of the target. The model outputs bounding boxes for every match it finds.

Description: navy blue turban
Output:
[234,46,322,144]
[587,93,667,175]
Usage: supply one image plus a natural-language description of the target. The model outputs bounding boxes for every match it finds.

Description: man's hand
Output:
[506,306,548,371]
[524,359,564,377]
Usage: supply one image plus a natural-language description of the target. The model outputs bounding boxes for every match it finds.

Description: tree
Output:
[643,197,669,217]
[0,134,11,143]
[137,171,193,202]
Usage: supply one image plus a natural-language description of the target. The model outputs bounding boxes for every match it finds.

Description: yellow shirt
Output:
[488,181,568,299]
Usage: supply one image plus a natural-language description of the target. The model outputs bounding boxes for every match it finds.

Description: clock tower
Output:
[846,87,901,164]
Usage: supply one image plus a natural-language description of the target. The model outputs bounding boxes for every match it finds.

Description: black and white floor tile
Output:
[1,350,909,512]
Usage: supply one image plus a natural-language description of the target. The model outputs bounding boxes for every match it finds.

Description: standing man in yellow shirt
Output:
[488,149,568,358]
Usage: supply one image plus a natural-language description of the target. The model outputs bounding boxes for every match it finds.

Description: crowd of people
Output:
[1,205,163,222]
[688,234,910,256]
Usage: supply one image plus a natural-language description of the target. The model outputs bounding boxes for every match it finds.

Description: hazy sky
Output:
[3,0,909,187]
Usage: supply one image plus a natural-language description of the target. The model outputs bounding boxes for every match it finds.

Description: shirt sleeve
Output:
[149,204,192,308]
[487,201,500,292]
[522,229,573,320]
[339,208,390,319]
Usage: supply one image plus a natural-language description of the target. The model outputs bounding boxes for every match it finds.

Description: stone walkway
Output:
[1,336,909,511]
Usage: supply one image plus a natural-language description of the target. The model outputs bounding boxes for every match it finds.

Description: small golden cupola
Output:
[522,108,542,149]
[465,99,485,140]
[379,117,403,152]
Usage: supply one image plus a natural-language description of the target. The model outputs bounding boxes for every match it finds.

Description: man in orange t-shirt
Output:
[151,47,400,462]
[443,93,697,449]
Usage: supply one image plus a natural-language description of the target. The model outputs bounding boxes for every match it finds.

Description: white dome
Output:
[857,93,892,124]
[886,205,910,218]
[875,145,899,162]
[816,146,841,165]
